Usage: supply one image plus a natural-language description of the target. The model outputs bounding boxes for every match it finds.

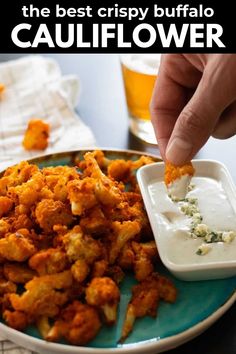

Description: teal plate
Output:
[0,149,235,354]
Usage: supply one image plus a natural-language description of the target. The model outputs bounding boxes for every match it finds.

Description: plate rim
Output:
[28,147,161,162]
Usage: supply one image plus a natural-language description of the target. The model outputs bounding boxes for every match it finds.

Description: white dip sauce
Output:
[148,177,236,265]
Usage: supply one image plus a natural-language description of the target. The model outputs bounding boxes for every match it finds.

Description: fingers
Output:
[150,71,185,158]
[212,101,236,139]
[150,54,201,159]
[166,55,236,165]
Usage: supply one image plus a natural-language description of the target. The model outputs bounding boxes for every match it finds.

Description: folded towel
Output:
[0,55,96,171]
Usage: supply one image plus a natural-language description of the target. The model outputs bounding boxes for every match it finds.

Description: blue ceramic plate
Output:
[0,149,235,354]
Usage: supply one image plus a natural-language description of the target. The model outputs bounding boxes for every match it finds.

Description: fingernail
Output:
[166,137,192,164]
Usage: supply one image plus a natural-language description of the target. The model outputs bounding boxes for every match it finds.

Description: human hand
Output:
[150,54,236,165]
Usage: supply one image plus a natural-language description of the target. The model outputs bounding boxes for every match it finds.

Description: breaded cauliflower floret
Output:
[157,274,177,303]
[109,220,141,264]
[106,200,149,231]
[42,166,80,202]
[120,273,177,342]
[107,159,132,182]
[46,300,101,345]
[80,206,109,235]
[7,172,45,208]
[67,178,98,216]
[4,263,36,283]
[165,161,195,200]
[0,161,39,196]
[0,197,13,218]
[85,277,120,325]
[131,155,155,170]
[132,241,159,281]
[9,270,73,317]
[29,248,68,275]
[35,199,74,233]
[71,259,90,283]
[78,150,109,176]
[91,260,108,278]
[10,214,33,231]
[84,152,123,207]
[120,278,159,342]
[3,310,29,330]
[118,242,135,270]
[22,119,50,151]
[0,230,37,261]
[165,161,195,186]
[63,225,102,264]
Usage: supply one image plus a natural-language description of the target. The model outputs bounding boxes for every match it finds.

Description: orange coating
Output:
[164,161,195,186]
[0,83,5,96]
[22,119,50,151]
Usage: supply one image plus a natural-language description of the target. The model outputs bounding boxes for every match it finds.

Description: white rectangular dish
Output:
[137,160,236,281]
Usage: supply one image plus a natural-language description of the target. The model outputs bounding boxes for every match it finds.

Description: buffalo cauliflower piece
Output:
[80,206,109,235]
[85,277,120,325]
[120,273,177,342]
[29,248,68,275]
[42,166,80,202]
[164,161,195,186]
[0,161,38,196]
[165,161,195,200]
[9,213,33,232]
[156,274,178,303]
[120,279,159,342]
[91,260,108,278]
[7,172,45,208]
[107,159,132,182]
[3,310,29,330]
[22,119,50,150]
[35,199,74,233]
[71,259,90,283]
[84,152,123,207]
[78,150,109,176]
[9,270,73,317]
[118,242,135,270]
[67,178,98,215]
[46,300,101,345]
[131,155,155,170]
[63,225,102,264]
[0,230,37,261]
[109,220,141,264]
[132,241,159,281]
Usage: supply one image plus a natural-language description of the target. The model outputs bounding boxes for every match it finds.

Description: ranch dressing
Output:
[148,177,236,265]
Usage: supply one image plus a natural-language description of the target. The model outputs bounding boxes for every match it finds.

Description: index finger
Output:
[150,54,200,159]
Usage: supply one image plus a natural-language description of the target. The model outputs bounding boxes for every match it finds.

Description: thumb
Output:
[166,65,236,165]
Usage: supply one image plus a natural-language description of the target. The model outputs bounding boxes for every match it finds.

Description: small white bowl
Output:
[137,160,236,281]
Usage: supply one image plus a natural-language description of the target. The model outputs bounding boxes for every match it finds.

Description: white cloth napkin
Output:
[0,55,96,353]
[0,55,96,171]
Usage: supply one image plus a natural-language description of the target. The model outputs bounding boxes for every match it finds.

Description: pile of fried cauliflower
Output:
[0,150,177,345]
